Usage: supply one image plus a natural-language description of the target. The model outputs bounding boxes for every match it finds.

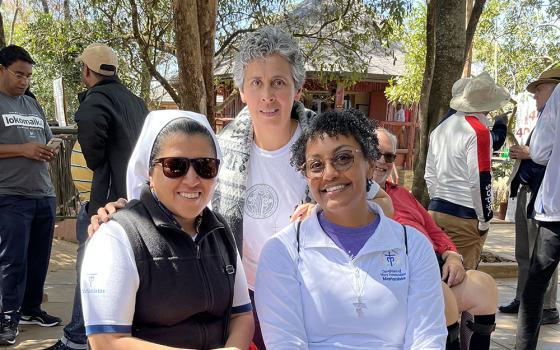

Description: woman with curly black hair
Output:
[255,109,447,349]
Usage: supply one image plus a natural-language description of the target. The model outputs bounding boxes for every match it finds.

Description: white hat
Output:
[75,43,118,76]
[126,110,221,200]
[450,72,510,112]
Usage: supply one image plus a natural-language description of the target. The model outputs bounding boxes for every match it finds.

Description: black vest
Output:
[112,188,237,349]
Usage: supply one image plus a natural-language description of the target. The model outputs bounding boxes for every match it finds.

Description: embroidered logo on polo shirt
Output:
[382,250,400,267]
[380,250,407,282]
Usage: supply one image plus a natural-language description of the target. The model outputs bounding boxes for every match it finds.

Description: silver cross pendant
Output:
[353,297,367,317]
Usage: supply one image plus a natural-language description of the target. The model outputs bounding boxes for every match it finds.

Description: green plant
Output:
[491,158,513,211]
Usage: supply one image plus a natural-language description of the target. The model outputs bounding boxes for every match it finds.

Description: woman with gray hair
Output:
[213,26,392,348]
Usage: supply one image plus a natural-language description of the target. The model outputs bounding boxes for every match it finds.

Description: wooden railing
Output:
[49,126,80,219]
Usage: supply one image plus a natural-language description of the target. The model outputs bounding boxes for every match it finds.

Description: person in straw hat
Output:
[500,66,560,326]
[425,71,510,271]
[516,66,560,349]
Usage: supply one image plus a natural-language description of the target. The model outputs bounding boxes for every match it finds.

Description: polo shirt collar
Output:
[301,202,403,256]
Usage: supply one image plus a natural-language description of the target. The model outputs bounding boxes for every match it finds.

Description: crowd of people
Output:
[0,25,558,350]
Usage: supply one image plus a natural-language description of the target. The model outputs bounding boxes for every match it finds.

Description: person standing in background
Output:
[500,67,560,325]
[0,45,61,345]
[46,43,148,350]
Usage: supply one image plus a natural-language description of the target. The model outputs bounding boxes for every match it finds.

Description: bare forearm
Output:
[89,334,194,350]
[0,144,24,158]
[224,312,254,350]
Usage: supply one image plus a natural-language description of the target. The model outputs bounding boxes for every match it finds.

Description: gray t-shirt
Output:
[0,91,55,197]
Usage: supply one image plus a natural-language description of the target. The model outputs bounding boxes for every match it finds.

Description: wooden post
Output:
[335,82,344,110]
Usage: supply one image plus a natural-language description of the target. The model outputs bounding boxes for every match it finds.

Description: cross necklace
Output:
[349,257,373,317]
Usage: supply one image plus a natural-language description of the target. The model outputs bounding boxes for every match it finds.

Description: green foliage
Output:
[385,0,560,104]
[384,4,426,105]
[10,0,413,116]
[17,14,101,122]
[14,10,146,123]
[473,0,560,94]
[216,0,413,86]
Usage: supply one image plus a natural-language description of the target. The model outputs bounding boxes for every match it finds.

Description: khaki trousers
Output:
[429,211,487,270]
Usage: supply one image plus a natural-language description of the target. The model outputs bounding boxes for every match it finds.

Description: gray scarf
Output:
[212,101,315,251]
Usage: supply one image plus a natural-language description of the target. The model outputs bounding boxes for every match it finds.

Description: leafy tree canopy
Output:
[386,0,560,105]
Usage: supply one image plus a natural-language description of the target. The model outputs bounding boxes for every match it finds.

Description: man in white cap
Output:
[516,68,560,349]
[425,72,510,271]
[500,66,560,324]
[45,43,149,350]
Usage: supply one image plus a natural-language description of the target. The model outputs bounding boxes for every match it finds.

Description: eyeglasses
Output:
[3,66,32,81]
[302,149,361,179]
[152,157,220,179]
[378,152,397,163]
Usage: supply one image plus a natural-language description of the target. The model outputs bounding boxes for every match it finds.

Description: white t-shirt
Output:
[81,220,252,336]
[243,125,308,289]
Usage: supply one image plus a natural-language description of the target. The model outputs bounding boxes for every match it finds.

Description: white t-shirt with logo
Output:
[243,125,307,289]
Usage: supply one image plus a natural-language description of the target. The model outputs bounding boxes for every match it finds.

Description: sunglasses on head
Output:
[152,157,220,179]
[378,152,397,163]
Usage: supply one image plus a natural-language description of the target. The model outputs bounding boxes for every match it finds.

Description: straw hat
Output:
[450,72,510,113]
[526,66,560,93]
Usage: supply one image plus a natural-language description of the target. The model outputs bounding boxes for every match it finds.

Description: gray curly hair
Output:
[233,26,305,92]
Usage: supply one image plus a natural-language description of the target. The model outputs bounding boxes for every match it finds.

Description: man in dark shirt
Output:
[46,43,148,350]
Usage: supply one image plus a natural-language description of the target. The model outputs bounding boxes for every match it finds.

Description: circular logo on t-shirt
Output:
[245,184,278,219]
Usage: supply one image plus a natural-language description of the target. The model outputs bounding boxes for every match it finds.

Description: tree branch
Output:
[215,88,238,114]
[9,0,19,45]
[464,0,486,62]
[215,28,254,57]
[128,0,180,104]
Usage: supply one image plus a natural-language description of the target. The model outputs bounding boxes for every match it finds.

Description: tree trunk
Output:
[0,0,6,49]
[172,0,217,126]
[139,61,152,106]
[63,0,71,20]
[172,0,208,117]
[411,0,468,207]
[9,0,19,45]
[198,0,217,127]
[129,0,181,105]
[411,0,437,205]
[462,0,474,77]
[40,0,49,13]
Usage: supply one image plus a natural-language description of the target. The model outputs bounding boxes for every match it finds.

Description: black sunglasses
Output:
[379,152,397,163]
[152,157,220,179]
